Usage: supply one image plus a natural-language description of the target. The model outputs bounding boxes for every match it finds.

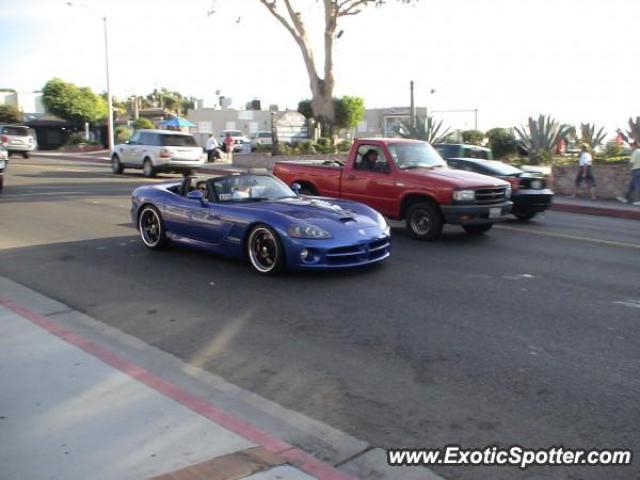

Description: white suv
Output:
[112,129,205,177]
[0,125,36,158]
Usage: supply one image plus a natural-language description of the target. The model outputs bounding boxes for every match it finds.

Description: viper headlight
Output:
[453,189,475,202]
[376,212,388,229]
[288,224,332,239]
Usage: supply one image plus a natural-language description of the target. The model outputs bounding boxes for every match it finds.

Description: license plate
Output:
[489,207,501,218]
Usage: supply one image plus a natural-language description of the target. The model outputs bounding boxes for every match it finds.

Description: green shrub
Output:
[298,140,317,154]
[461,129,484,145]
[132,117,155,130]
[486,128,518,159]
[255,143,272,153]
[115,125,132,144]
[605,142,623,158]
[336,140,352,153]
[66,132,100,146]
[315,137,335,154]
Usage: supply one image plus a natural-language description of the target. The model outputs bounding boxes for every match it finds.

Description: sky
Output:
[1,0,639,135]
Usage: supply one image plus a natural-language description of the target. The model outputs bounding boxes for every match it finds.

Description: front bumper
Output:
[512,189,554,213]
[285,229,391,270]
[441,201,513,225]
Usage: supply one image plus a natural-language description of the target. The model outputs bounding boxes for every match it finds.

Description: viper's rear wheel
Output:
[138,206,167,249]
[247,225,284,275]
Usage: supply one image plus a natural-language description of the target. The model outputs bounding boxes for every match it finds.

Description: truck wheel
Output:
[143,159,156,178]
[406,202,443,241]
[0,176,3,191]
[299,184,317,196]
[514,211,537,221]
[22,151,30,159]
[463,224,493,235]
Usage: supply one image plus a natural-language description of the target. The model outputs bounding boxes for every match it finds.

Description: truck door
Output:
[341,143,398,216]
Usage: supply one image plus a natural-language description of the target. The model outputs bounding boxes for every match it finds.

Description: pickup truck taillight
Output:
[159,149,171,158]
[1,135,7,144]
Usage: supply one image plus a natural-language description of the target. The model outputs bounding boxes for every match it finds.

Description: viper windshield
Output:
[211,174,296,203]
[388,142,446,170]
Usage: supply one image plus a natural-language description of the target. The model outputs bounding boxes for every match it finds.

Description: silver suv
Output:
[112,129,205,177]
[0,125,36,158]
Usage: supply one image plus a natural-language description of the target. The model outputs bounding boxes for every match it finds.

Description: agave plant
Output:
[396,115,450,144]
[627,116,640,143]
[514,115,571,164]
[579,123,606,150]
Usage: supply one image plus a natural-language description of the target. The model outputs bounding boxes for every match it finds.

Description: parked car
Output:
[111,129,205,177]
[434,143,493,160]
[446,158,553,221]
[0,124,36,158]
[273,138,512,240]
[218,130,250,153]
[250,131,273,151]
[131,173,391,274]
[0,146,7,190]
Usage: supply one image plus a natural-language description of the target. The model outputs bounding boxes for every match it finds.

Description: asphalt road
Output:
[2,156,639,480]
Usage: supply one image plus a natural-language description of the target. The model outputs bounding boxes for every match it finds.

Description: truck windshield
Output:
[388,143,446,170]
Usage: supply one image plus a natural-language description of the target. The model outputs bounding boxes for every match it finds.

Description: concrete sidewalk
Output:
[0,277,440,480]
[552,195,640,220]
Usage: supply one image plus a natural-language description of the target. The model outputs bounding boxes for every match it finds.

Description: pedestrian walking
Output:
[205,134,220,163]
[572,144,596,200]
[617,140,640,205]
[224,132,234,162]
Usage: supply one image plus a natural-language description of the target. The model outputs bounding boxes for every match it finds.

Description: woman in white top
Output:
[572,144,596,200]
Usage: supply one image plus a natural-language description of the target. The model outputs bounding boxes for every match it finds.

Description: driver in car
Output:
[195,181,209,198]
[360,149,379,171]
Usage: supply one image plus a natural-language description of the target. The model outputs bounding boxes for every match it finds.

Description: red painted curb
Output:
[0,296,355,480]
[551,202,640,221]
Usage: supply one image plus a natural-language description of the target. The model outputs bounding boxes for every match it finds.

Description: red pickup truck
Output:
[273,138,513,240]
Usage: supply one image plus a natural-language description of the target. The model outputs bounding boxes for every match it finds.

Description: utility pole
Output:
[410,80,416,128]
[66,2,114,151]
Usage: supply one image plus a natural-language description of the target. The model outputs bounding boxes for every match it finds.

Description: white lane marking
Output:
[614,299,640,309]
[502,273,535,280]
[496,225,640,250]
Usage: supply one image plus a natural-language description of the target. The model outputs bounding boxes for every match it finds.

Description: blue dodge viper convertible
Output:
[130,173,391,274]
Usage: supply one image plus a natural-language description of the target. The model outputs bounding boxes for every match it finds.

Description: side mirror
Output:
[291,182,302,194]
[187,190,208,206]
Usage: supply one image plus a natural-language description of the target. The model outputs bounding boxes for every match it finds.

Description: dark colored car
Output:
[445,157,553,221]
[434,143,493,160]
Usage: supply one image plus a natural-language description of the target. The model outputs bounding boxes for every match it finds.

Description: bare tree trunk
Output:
[259,0,339,127]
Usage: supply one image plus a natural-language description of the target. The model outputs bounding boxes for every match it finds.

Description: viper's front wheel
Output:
[247,225,284,275]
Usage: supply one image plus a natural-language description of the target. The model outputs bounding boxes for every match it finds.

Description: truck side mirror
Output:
[291,182,302,194]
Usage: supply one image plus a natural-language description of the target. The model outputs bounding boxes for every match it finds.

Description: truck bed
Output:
[273,159,344,197]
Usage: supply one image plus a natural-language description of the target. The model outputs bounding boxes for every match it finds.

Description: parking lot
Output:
[1,156,639,480]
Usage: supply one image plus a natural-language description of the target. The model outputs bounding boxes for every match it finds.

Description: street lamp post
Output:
[67,2,114,152]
